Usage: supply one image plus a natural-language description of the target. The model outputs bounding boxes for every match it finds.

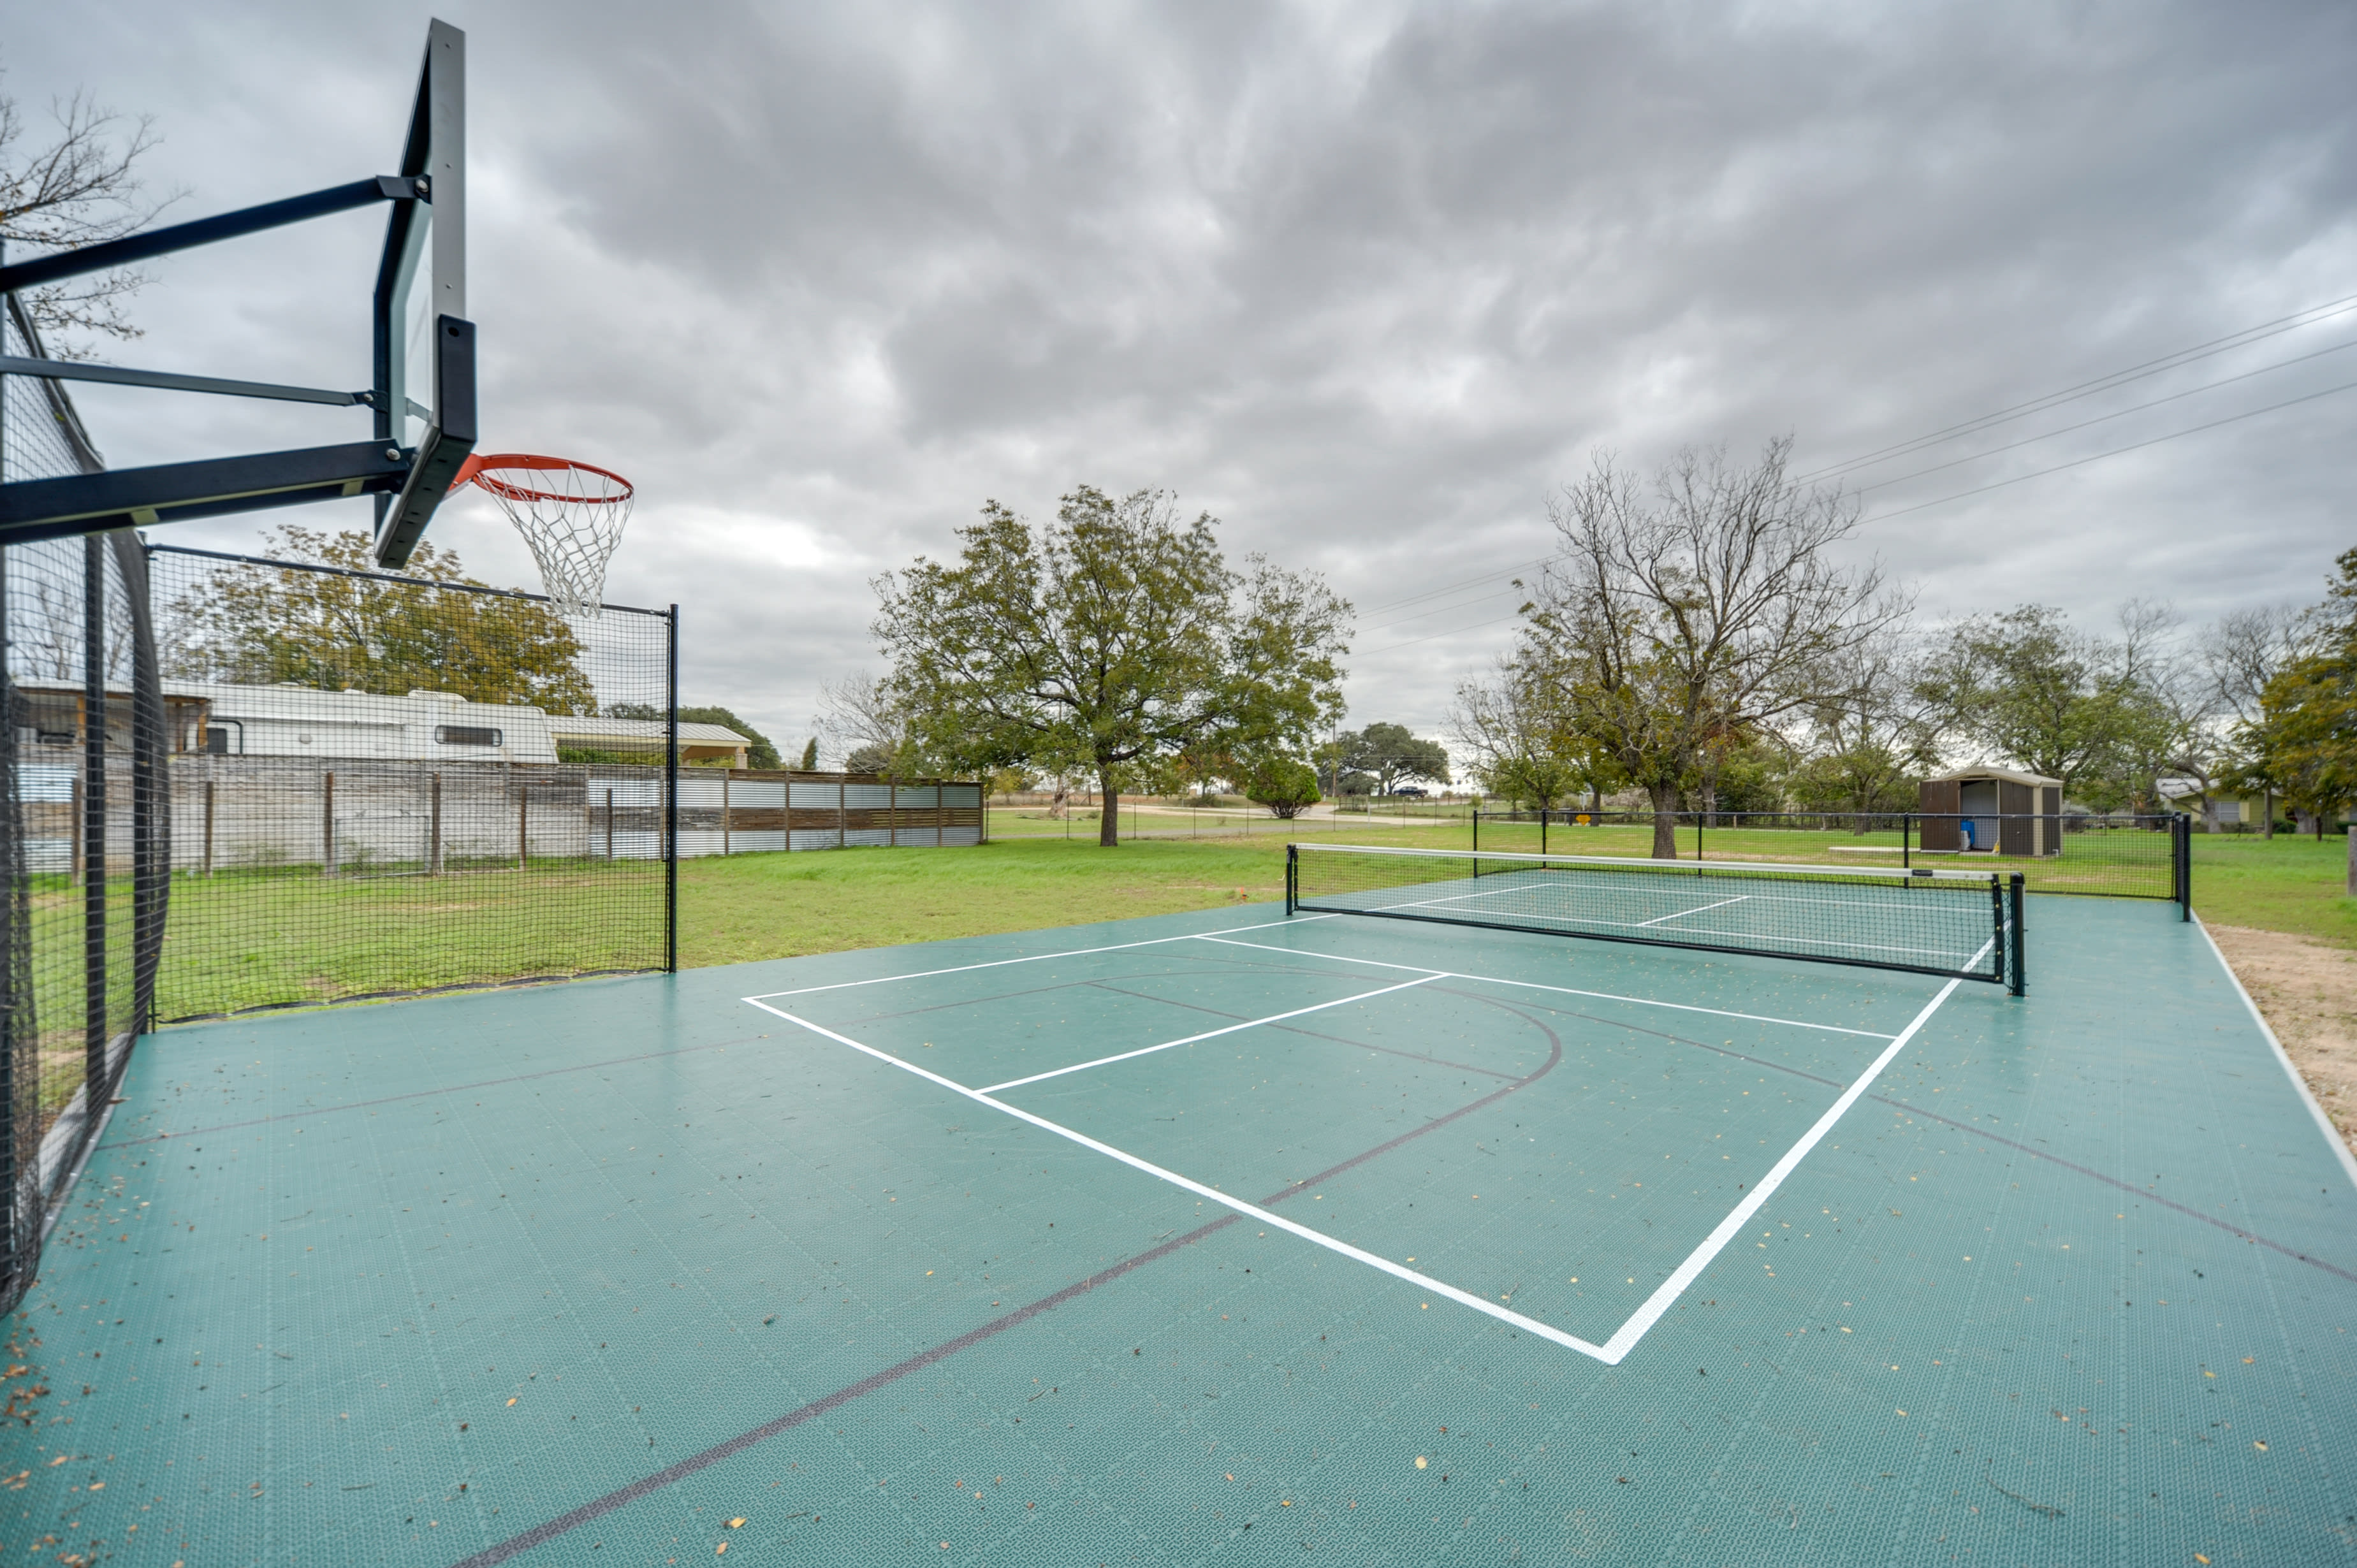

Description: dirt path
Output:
[2208,923,2357,1161]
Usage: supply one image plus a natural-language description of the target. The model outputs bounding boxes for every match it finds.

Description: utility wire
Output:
[1363,374,2357,654]
[1859,375,2357,525]
[1853,334,2357,495]
[1791,290,2357,484]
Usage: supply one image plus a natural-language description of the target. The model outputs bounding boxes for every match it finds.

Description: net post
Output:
[1471,804,1478,852]
[1902,813,1911,870]
[1285,843,1297,916]
[1540,809,1547,857]
[2008,873,2026,996]
[664,604,678,974]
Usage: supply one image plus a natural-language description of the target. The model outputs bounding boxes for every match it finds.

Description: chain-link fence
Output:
[145,545,678,1020]
[1,293,687,1312]
[1469,808,2188,905]
[2,297,171,1312]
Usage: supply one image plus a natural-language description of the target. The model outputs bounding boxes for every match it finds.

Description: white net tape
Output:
[463,455,634,618]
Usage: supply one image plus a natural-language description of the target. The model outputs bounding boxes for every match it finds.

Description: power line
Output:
[1853,333,2357,495]
[1859,375,2357,525]
[1791,289,2357,484]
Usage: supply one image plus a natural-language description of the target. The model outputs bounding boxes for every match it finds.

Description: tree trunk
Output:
[1647,781,1680,859]
[1098,762,1121,847]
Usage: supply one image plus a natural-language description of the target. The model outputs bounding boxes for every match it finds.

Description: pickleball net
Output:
[1287,843,2022,991]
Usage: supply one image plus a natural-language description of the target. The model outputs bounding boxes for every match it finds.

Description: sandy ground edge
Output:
[2208,923,2357,1161]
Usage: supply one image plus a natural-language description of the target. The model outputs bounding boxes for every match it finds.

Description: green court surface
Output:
[11,892,2356,1565]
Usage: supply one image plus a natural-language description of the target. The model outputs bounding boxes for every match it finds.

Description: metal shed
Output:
[1918,766,2063,856]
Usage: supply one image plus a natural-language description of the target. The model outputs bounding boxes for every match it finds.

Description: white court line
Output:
[979,974,1443,1093]
[1591,943,1986,1361]
[1633,893,1753,927]
[743,913,1338,1003]
[741,943,1980,1365]
[1190,934,1899,1038]
[743,995,1613,1360]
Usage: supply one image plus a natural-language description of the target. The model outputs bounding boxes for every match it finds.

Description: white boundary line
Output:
[1190,934,1899,1038]
[1634,893,1753,927]
[2195,913,2357,1191]
[979,974,1443,1093]
[1591,955,1979,1360]
[739,942,1979,1364]
[743,913,1337,1002]
[743,996,1615,1360]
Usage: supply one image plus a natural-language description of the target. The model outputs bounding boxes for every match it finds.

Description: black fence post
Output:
[664,604,679,974]
[2009,873,2026,997]
[1540,809,1547,857]
[81,533,106,1102]
[2177,813,2192,922]
[1285,843,1297,916]
[1471,806,1478,852]
[1902,813,1911,871]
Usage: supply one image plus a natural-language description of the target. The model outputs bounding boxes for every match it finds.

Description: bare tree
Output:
[1519,440,1908,857]
[0,84,180,351]
[817,671,910,774]
[2203,604,2304,835]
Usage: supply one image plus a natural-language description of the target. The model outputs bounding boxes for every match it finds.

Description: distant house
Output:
[544,715,752,767]
[164,682,562,763]
[2156,778,2277,831]
[13,679,750,767]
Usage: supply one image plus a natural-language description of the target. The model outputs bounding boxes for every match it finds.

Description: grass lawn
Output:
[678,820,2357,966]
[2189,831,2357,947]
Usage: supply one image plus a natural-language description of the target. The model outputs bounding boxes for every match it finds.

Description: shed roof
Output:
[1923,765,2062,788]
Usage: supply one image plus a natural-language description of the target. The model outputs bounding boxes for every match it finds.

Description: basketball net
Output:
[455,453,634,618]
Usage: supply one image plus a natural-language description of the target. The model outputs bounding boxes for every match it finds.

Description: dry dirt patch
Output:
[2208,923,2357,1160]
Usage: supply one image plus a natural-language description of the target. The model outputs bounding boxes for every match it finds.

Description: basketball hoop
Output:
[455,453,634,618]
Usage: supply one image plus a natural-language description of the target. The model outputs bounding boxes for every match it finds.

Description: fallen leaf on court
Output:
[728,1518,745,1528]
[2196,1555,2211,1564]
[715,1545,726,1555]
[1281,1499,1293,1506]
[2242,1357,2254,1365]
[1415,1457,1427,1469]
[506,1398,518,1406]
[2253,1441,2267,1451]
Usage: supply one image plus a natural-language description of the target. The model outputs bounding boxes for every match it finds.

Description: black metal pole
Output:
[664,604,678,973]
[82,534,107,1099]
[2177,813,2192,922]
[1471,806,1478,852]
[1540,809,1547,857]
[2009,873,2027,996]
[1902,812,1911,871]
[1285,843,1297,916]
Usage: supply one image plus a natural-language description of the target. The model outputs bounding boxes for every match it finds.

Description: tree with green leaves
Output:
[2228,549,2357,838]
[1243,757,1322,818]
[1332,722,1449,795]
[1915,602,2188,808]
[163,525,595,713]
[1447,651,1612,809]
[873,486,1349,846]
[1515,441,1904,857]
[798,736,820,771]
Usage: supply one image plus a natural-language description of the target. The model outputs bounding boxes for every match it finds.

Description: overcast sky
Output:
[7,1,2353,767]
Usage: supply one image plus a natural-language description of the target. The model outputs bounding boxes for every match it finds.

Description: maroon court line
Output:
[444,996,1566,1567]
[96,1038,749,1151]
[1499,992,2357,1286]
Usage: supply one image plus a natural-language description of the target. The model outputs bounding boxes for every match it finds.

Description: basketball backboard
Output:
[0,20,475,561]
[370,20,471,567]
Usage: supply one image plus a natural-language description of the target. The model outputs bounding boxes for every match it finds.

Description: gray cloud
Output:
[8,0,2352,760]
